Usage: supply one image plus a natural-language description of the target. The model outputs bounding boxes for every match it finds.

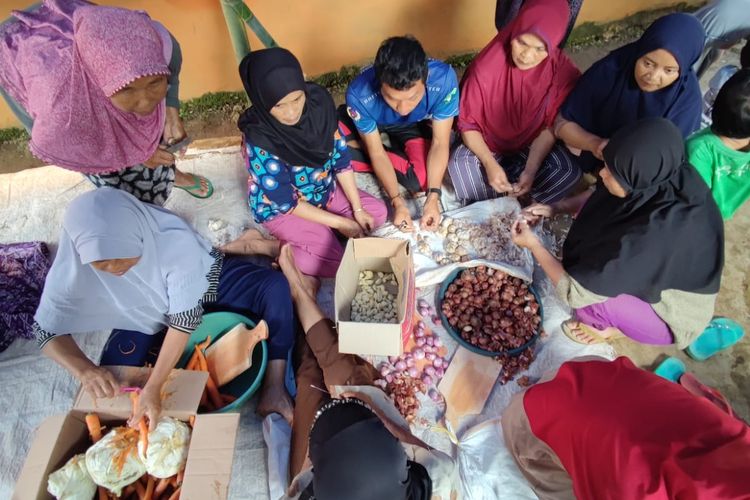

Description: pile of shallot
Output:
[442,266,540,353]
[375,299,446,421]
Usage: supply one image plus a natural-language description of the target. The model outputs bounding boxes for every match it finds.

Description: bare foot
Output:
[221,228,280,258]
[257,359,294,424]
[278,245,319,301]
[566,321,623,344]
[174,168,211,197]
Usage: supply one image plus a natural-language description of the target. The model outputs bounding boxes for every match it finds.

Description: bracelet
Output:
[389,193,402,201]
[353,207,364,213]
[427,187,442,198]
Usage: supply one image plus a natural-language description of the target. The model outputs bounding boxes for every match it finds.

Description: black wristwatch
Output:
[427,187,442,198]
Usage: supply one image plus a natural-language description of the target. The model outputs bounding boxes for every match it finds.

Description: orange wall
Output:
[0,0,701,128]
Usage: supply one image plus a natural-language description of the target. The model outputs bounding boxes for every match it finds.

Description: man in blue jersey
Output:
[342,36,459,232]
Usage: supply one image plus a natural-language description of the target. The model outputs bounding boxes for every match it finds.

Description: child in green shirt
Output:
[687,68,750,219]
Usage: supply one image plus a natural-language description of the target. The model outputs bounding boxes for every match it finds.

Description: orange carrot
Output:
[144,476,155,500]
[139,419,149,457]
[155,477,173,496]
[185,350,200,371]
[195,346,209,372]
[134,480,147,500]
[167,486,181,500]
[86,413,103,443]
[204,373,223,409]
[188,415,195,428]
[196,336,212,351]
[220,393,238,404]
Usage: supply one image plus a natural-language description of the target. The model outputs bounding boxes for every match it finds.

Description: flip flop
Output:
[653,357,686,383]
[561,320,624,345]
[686,317,745,361]
[175,173,214,199]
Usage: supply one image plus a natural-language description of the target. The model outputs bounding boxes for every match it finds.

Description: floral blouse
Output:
[244,128,352,223]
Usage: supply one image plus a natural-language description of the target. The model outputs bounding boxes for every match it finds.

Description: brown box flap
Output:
[13,414,88,500]
[181,413,240,500]
[73,367,207,418]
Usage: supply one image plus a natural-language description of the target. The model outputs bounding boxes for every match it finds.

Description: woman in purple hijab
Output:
[0,0,213,204]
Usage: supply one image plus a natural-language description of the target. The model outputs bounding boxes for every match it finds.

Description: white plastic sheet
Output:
[263,414,291,500]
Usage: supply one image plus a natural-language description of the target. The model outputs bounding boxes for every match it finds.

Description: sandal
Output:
[561,320,624,345]
[686,317,745,361]
[653,356,686,383]
[175,173,214,199]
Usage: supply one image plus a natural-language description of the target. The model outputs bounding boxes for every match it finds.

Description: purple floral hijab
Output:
[0,0,170,173]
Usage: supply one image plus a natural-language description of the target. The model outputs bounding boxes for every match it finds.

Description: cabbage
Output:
[85,427,146,496]
[47,454,97,500]
[137,417,191,478]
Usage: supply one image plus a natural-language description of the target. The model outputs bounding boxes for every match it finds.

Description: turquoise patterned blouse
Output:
[243,127,352,223]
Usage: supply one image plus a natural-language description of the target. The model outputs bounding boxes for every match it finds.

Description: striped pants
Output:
[448,142,581,204]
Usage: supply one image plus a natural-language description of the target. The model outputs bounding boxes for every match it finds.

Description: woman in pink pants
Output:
[512,118,725,350]
[224,48,387,277]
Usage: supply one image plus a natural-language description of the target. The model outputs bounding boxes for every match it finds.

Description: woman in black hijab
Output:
[511,118,724,349]
[223,48,387,278]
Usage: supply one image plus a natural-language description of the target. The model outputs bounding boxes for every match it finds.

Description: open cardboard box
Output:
[335,238,415,357]
[14,367,239,500]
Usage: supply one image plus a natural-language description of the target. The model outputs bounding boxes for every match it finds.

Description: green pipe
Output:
[219,0,277,63]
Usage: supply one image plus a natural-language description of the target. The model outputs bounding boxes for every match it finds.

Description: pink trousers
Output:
[263,186,387,277]
[575,294,674,345]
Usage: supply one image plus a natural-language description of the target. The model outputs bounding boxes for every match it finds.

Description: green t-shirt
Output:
[686,128,750,219]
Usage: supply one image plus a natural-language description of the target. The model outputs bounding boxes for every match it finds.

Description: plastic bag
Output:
[47,453,97,500]
[263,413,291,500]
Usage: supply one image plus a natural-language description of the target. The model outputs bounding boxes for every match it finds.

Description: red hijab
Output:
[524,357,750,500]
[457,0,580,153]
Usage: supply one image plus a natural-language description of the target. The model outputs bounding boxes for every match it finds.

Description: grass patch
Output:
[312,65,362,94]
[0,127,29,144]
[179,91,249,121]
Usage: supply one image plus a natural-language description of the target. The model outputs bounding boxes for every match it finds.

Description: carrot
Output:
[204,373,223,409]
[135,480,147,500]
[144,476,155,500]
[196,336,212,352]
[97,486,108,500]
[86,413,103,443]
[139,419,149,457]
[167,486,181,500]
[155,477,173,496]
[185,349,200,371]
[188,415,195,428]
[220,393,238,404]
[195,346,209,372]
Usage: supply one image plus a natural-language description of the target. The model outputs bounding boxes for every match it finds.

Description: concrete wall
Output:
[0,0,701,128]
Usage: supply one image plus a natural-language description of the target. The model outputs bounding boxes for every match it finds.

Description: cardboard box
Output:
[335,237,415,356]
[14,367,240,500]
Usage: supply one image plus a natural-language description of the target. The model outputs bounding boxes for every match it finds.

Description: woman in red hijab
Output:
[448,0,582,204]
[502,357,750,500]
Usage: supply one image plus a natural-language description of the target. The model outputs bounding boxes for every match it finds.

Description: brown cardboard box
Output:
[14,367,240,500]
[335,237,415,356]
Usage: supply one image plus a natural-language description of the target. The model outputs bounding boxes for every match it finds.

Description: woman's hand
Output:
[511,219,540,249]
[129,385,162,431]
[144,145,175,168]
[485,161,513,194]
[521,203,555,225]
[78,365,121,399]
[337,217,364,238]
[353,208,375,233]
[512,169,535,197]
[163,106,187,146]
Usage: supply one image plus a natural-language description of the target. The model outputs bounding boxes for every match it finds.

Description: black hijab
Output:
[304,398,431,500]
[237,47,337,167]
[562,118,724,303]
